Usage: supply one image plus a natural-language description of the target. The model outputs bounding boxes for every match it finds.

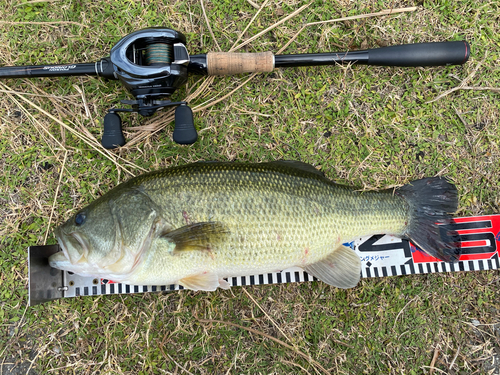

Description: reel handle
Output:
[101,112,126,149]
[173,104,197,144]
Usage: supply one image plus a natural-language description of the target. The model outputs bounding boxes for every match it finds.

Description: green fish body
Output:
[49,161,460,290]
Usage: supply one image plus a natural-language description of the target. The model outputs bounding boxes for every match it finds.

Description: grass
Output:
[0,0,499,374]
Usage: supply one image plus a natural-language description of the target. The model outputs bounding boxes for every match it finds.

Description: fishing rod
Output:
[0,28,470,148]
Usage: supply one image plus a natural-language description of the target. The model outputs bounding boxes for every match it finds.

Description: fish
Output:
[48,161,461,291]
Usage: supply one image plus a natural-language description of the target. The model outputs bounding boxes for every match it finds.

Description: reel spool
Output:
[102,28,197,148]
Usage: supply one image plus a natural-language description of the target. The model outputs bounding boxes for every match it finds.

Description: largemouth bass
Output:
[49,161,460,290]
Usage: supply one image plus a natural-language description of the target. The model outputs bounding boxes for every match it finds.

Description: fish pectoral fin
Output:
[304,245,361,289]
[161,222,229,253]
[179,272,225,291]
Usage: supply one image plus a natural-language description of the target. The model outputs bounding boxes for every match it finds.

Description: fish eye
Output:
[75,212,86,226]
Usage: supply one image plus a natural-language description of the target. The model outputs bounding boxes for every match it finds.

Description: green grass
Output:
[1,0,499,374]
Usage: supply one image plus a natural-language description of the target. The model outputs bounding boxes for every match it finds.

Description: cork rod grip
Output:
[206,51,274,76]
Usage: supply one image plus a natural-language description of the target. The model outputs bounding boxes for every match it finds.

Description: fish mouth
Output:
[54,226,89,264]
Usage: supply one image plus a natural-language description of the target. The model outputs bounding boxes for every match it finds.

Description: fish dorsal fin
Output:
[270,160,324,177]
[304,245,361,289]
[160,222,229,252]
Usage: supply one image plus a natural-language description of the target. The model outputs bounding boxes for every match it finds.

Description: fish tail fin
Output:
[397,177,461,262]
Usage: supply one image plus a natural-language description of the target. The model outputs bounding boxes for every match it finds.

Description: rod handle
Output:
[367,41,470,67]
[206,52,274,76]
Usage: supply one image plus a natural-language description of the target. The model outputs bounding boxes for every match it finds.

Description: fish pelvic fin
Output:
[179,272,227,291]
[304,245,361,289]
[397,177,461,263]
[161,222,229,253]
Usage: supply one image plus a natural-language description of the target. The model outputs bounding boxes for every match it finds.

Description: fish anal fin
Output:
[179,272,223,291]
[161,222,229,253]
[304,245,361,289]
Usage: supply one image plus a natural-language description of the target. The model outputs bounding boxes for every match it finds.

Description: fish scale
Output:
[123,162,409,285]
[50,161,459,291]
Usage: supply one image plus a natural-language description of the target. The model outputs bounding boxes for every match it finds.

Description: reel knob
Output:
[102,112,126,149]
[173,104,197,144]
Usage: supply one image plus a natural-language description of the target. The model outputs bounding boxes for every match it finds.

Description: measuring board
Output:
[28,214,500,306]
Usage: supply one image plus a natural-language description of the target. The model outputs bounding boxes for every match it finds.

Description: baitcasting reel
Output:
[0,27,470,149]
[101,28,195,147]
